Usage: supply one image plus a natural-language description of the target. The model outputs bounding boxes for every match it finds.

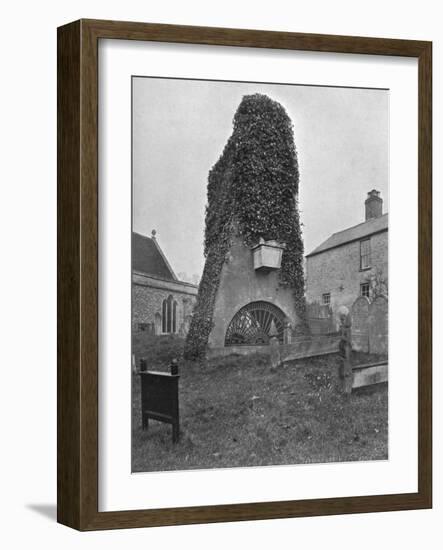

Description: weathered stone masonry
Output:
[306,230,388,315]
[132,272,197,335]
[132,231,198,336]
[305,190,388,324]
[208,233,299,352]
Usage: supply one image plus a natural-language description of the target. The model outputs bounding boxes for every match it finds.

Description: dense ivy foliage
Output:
[184,94,307,360]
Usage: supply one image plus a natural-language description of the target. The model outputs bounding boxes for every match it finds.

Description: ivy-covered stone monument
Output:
[184,94,307,360]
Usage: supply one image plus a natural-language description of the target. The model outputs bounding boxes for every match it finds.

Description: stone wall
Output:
[306,230,388,325]
[208,234,299,349]
[132,273,197,336]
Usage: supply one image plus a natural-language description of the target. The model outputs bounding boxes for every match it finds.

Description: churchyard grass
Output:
[132,335,388,472]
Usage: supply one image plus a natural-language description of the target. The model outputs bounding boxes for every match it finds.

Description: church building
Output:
[132,231,198,336]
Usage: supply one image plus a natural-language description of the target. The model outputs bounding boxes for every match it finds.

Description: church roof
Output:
[306,213,388,258]
[132,232,177,281]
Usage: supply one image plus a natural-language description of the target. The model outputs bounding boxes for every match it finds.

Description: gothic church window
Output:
[162,295,178,334]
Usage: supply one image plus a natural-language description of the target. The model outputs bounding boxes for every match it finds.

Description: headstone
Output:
[351,296,370,352]
[368,295,388,354]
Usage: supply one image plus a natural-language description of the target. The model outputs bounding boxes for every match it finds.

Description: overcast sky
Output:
[133,77,389,281]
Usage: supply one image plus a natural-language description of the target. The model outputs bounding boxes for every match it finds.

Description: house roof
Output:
[306,213,388,258]
[132,232,177,281]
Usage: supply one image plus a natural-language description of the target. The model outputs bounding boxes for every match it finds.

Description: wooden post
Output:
[338,310,353,394]
[269,320,281,371]
[283,320,292,344]
[170,358,179,375]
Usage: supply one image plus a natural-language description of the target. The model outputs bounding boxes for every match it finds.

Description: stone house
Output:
[132,231,198,335]
[305,190,388,322]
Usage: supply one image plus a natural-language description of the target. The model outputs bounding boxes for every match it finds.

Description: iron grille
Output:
[224,301,286,346]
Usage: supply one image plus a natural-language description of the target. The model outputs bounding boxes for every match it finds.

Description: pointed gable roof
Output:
[132,232,177,281]
[306,213,388,258]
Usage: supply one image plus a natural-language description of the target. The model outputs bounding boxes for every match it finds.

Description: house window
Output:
[360,283,370,298]
[162,295,178,333]
[360,238,371,270]
[322,293,331,306]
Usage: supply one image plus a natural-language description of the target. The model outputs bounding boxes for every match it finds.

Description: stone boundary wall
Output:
[209,334,340,361]
[208,293,387,361]
[281,334,341,363]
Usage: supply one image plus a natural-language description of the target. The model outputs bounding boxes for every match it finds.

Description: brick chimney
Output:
[365,189,383,221]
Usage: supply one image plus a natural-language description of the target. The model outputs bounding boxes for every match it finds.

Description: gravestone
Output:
[351,296,370,352]
[368,295,388,354]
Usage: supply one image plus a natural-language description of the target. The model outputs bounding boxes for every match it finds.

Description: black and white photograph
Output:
[0,0,437,542]
[131,76,389,473]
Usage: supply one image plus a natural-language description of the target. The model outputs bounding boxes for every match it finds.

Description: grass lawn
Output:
[132,335,388,472]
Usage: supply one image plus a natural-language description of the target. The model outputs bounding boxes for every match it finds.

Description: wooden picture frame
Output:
[57,19,432,530]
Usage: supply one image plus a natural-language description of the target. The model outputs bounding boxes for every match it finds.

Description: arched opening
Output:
[154,313,161,335]
[225,301,286,346]
[162,295,178,334]
[173,300,177,333]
